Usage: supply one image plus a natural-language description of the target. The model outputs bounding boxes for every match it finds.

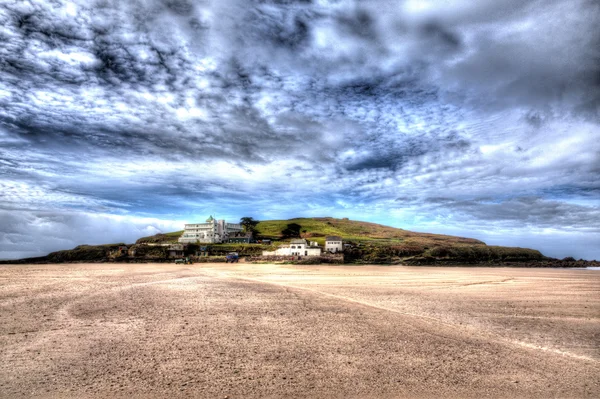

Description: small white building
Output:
[263,239,321,257]
[179,215,243,244]
[325,236,343,253]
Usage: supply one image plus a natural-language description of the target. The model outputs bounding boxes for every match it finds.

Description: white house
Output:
[263,239,322,257]
[325,236,343,253]
[179,215,243,244]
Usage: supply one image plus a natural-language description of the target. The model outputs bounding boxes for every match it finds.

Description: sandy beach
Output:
[1,263,598,398]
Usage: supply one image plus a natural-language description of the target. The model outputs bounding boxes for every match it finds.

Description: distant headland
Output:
[2,217,597,268]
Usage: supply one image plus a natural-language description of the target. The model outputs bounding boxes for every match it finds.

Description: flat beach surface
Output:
[1,263,599,398]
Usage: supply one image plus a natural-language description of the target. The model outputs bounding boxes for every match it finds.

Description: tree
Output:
[281,223,302,239]
[240,217,259,236]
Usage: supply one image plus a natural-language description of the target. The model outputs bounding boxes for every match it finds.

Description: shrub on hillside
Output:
[46,244,127,262]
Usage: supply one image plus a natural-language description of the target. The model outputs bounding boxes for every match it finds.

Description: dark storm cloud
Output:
[3,0,595,161]
[342,130,469,172]
[0,0,599,259]
[411,196,600,231]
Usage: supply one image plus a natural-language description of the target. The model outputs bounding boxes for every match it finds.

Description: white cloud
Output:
[0,210,185,260]
[0,0,598,260]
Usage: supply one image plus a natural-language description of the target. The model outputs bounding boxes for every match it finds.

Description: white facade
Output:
[325,236,343,253]
[179,216,243,244]
[262,239,322,257]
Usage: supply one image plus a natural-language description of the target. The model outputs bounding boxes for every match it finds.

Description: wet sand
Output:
[1,263,599,398]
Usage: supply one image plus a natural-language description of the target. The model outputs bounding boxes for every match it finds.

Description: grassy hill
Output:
[135,216,484,247]
[253,217,542,264]
[131,217,544,264]
[2,217,560,265]
[135,231,183,244]
[254,217,484,245]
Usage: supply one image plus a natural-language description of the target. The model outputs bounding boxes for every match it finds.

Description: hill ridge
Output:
[10,216,599,266]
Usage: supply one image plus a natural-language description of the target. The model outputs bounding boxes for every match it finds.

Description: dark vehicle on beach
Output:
[175,257,193,265]
[226,252,239,263]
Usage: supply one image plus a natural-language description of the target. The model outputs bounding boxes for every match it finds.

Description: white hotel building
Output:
[178,216,243,244]
[262,239,322,257]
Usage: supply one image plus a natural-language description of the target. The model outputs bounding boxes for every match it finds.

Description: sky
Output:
[1,0,599,260]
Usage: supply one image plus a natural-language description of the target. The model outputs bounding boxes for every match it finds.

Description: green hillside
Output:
[136,216,485,247]
[253,217,542,264]
[131,217,544,264]
[254,217,484,246]
[5,216,594,266]
[136,230,183,244]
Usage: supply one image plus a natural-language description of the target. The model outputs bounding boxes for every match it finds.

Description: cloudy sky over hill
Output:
[1,0,599,260]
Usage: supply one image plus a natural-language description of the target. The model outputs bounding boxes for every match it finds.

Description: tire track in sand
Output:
[227,273,599,364]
